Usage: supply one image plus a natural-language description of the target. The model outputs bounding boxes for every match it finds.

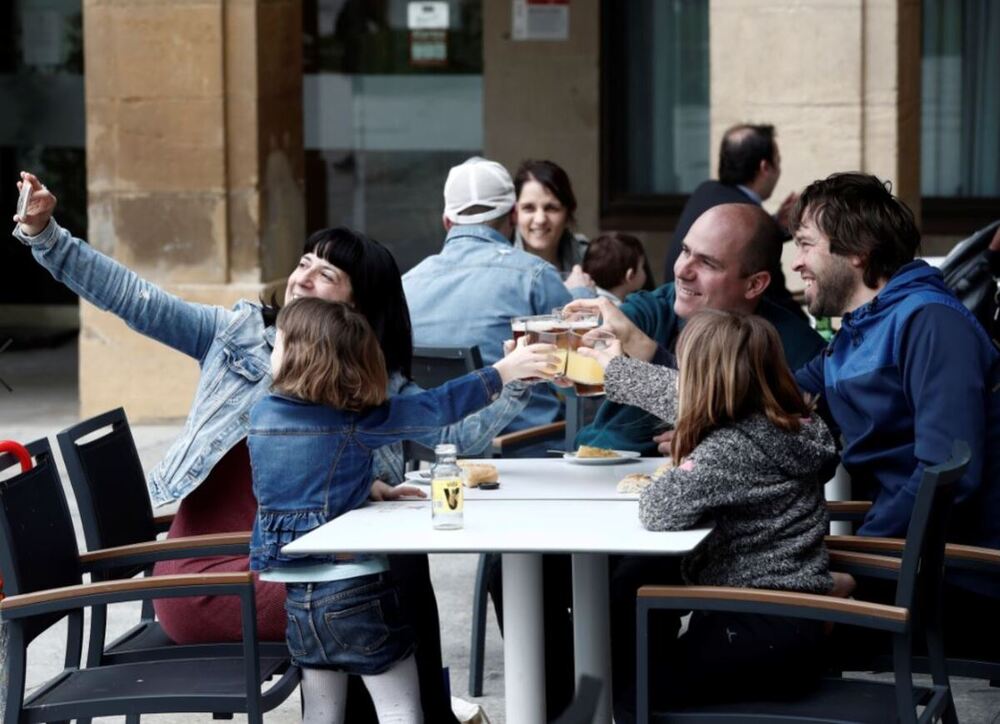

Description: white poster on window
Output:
[512,0,569,41]
[407,2,449,30]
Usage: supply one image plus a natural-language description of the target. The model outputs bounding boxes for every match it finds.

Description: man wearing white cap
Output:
[404,157,572,434]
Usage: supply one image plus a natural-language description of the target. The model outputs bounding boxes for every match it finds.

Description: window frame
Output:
[598,0,689,232]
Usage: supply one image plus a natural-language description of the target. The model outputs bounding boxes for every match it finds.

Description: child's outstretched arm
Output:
[578,346,680,426]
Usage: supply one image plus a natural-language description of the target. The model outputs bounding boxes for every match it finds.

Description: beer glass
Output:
[510,314,568,380]
[566,328,614,396]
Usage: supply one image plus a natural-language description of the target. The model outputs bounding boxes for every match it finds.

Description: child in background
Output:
[580,309,837,720]
[249,297,555,724]
[581,232,655,305]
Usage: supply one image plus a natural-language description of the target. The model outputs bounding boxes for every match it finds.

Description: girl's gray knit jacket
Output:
[605,356,837,594]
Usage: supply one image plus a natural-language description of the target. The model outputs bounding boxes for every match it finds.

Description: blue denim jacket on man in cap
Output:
[14,220,531,505]
[403,223,572,432]
[248,367,503,572]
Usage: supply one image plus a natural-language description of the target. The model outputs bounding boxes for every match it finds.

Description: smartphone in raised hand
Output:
[16,181,32,221]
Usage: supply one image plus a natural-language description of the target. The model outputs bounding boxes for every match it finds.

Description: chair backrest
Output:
[0,438,83,644]
[405,346,484,466]
[410,345,484,388]
[895,440,972,613]
[57,408,158,553]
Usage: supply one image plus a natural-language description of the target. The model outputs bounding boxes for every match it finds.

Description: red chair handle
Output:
[0,440,28,600]
[0,440,32,472]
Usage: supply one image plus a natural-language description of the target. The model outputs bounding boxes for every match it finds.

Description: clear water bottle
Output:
[431,444,463,530]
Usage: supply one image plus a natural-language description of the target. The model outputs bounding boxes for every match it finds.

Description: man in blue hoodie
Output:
[791,173,1000,652]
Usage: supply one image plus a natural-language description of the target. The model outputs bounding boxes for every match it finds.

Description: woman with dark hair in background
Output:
[13,171,533,724]
[513,158,596,297]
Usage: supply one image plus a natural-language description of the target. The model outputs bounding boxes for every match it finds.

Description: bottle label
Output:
[432,477,463,515]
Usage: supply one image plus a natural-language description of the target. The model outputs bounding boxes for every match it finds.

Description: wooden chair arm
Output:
[0,572,252,619]
[827,535,1000,570]
[826,500,871,519]
[636,584,909,631]
[828,549,902,580]
[491,421,566,453]
[79,532,250,572]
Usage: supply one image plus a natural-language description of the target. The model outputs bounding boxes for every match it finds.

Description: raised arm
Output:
[13,174,227,361]
[394,377,532,455]
[603,355,680,426]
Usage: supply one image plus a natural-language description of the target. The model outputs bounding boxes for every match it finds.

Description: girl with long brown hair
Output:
[581,309,837,719]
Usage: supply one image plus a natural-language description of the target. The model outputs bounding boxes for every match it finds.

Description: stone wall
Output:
[81,0,303,419]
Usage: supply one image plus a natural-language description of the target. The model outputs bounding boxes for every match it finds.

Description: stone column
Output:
[81,0,303,419]
[483,0,601,238]
[710,0,921,289]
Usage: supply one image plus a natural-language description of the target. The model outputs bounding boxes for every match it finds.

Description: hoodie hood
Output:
[840,261,949,342]
[729,413,836,483]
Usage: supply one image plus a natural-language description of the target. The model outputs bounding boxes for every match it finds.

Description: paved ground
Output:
[2,339,999,723]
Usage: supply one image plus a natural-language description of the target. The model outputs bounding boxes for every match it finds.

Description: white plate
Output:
[403,470,432,484]
[563,450,642,465]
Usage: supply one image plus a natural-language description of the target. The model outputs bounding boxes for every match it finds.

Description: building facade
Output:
[1,0,996,419]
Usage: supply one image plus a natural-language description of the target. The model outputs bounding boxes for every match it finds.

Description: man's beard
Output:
[808,260,856,318]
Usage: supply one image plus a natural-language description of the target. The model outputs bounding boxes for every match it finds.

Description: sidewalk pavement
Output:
[2,339,999,723]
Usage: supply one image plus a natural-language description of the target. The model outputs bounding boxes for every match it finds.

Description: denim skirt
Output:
[284,573,416,674]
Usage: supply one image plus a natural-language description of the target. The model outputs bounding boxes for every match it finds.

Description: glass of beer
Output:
[510,314,568,381]
[566,328,614,396]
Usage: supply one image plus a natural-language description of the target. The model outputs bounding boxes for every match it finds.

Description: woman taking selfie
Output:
[12,171,530,723]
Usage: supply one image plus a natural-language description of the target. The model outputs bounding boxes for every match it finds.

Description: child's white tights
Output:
[300,654,423,724]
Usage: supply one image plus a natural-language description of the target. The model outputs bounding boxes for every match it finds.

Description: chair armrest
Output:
[636,584,909,633]
[826,500,871,521]
[827,535,1000,573]
[153,513,175,534]
[491,421,566,455]
[0,572,252,621]
[79,532,250,573]
[828,549,902,581]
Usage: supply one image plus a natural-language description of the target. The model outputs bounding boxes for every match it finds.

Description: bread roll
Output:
[458,462,499,488]
[653,459,675,477]
[617,473,653,494]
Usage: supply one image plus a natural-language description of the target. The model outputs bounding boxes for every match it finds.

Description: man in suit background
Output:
[663,123,801,316]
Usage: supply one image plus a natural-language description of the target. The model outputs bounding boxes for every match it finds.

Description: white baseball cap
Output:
[443,157,516,225]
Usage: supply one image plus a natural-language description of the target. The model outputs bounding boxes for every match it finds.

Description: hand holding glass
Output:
[566,329,617,396]
[510,315,568,381]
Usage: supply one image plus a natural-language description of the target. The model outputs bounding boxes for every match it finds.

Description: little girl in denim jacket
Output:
[248,297,555,724]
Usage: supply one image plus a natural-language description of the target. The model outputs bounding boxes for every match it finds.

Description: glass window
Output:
[0,0,86,305]
[602,0,709,224]
[303,0,484,273]
[921,0,999,234]
[921,0,1000,198]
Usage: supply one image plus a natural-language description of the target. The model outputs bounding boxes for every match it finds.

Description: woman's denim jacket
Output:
[14,220,531,505]
[248,367,502,571]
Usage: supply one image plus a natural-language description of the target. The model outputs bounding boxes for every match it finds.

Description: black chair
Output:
[0,437,299,723]
[404,345,486,468]
[56,408,284,666]
[635,440,970,724]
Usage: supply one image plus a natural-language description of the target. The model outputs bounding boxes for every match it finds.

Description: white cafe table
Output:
[284,496,710,724]
[460,456,666,501]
